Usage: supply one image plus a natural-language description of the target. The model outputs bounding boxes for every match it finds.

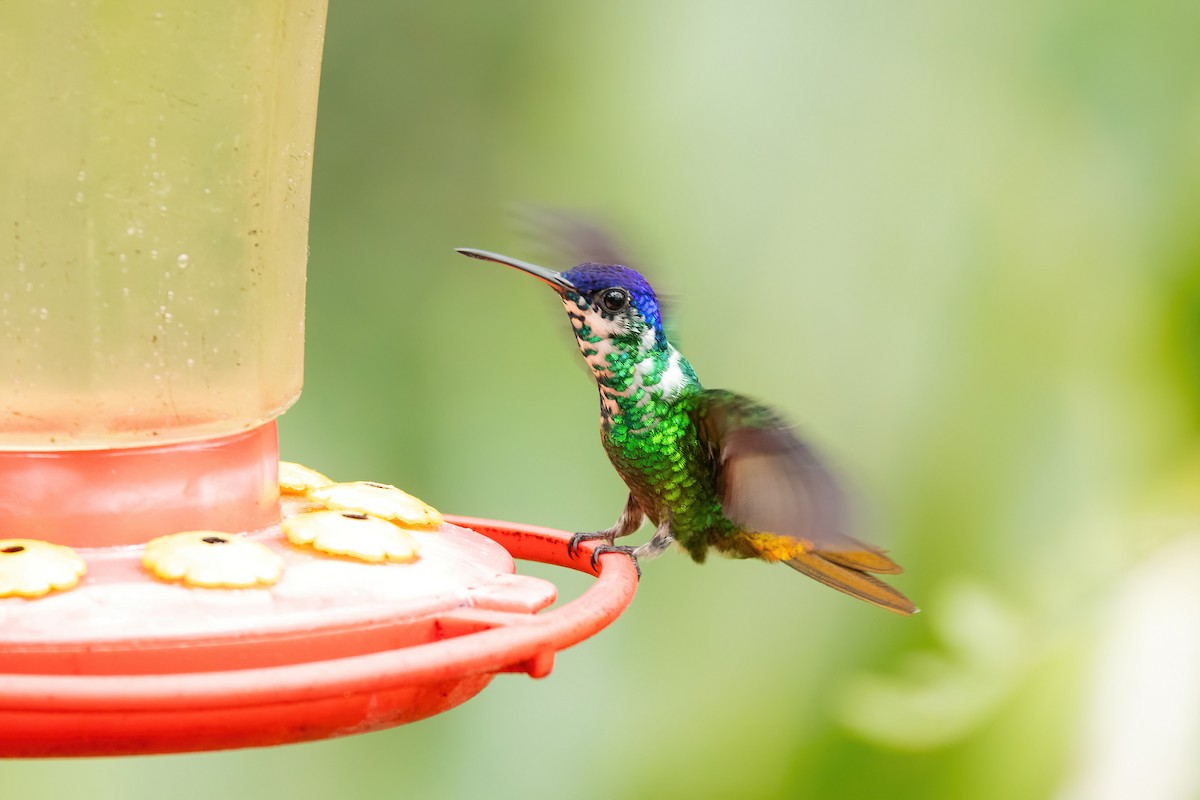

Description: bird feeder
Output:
[0,0,636,757]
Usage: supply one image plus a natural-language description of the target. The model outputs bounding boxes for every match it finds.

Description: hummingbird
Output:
[456,247,916,615]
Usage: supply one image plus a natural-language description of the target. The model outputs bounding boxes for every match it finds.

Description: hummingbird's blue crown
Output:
[562,263,665,342]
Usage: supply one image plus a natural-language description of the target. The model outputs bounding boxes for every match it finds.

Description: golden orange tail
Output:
[730,532,917,615]
[785,549,917,615]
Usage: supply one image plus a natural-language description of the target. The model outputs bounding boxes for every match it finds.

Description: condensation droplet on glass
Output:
[212,308,221,316]
[186,358,195,367]
[77,170,86,182]
[122,287,130,297]
[177,253,189,267]
[149,249,159,260]
[75,192,84,203]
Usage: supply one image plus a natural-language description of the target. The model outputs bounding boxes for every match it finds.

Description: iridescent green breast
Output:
[601,390,733,560]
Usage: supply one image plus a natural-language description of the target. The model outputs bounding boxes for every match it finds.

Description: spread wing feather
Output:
[688,389,916,614]
[687,390,859,552]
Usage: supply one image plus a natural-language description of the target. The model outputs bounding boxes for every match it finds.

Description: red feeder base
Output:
[0,517,638,757]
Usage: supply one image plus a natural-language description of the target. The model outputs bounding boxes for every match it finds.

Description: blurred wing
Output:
[688,390,902,574]
[513,208,637,268]
[689,390,914,614]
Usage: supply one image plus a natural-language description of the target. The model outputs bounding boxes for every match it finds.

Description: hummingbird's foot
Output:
[567,531,615,559]
[589,544,641,578]
[567,494,647,559]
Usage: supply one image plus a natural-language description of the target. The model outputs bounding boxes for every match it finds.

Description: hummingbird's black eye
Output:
[599,288,629,313]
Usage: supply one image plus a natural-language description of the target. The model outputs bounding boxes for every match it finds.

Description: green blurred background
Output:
[7,0,1200,797]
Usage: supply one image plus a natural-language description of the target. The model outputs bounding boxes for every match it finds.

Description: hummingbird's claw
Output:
[589,544,641,579]
[567,531,615,559]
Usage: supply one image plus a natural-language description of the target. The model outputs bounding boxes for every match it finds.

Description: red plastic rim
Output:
[0,517,638,756]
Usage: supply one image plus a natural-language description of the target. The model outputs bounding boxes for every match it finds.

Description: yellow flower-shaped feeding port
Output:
[309,481,443,529]
[284,510,420,563]
[0,539,86,599]
[143,531,284,589]
[279,461,333,496]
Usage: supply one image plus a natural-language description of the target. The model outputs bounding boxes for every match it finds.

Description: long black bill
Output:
[455,248,577,294]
